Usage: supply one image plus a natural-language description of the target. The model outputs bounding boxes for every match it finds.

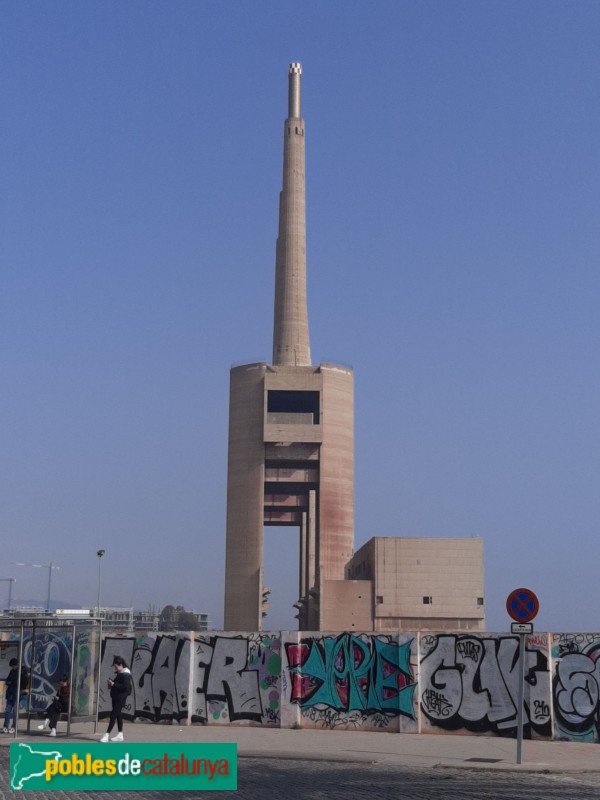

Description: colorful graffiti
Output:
[8,626,600,743]
[284,633,416,730]
[419,634,551,737]
[100,634,191,722]
[99,633,281,726]
[1,627,98,719]
[192,633,281,726]
[552,633,600,742]
[24,631,72,713]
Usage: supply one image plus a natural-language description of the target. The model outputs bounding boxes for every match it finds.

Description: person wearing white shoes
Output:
[3,658,29,734]
[37,674,70,737]
[100,656,132,743]
[100,731,123,742]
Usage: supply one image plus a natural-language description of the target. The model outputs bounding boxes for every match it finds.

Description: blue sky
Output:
[1,1,599,631]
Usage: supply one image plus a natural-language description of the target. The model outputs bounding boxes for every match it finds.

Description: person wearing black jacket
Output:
[3,659,28,734]
[100,656,132,742]
[37,674,70,737]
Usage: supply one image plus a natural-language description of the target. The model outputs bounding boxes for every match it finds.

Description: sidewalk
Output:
[2,722,599,774]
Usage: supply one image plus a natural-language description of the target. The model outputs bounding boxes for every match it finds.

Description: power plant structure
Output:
[223,64,485,633]
[224,63,356,631]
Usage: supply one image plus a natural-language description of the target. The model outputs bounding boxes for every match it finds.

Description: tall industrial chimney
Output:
[272,62,311,367]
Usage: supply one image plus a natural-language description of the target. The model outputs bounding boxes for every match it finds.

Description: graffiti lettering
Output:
[100,634,190,722]
[285,634,416,727]
[528,634,548,648]
[553,638,600,741]
[421,688,453,718]
[456,640,481,663]
[420,635,550,735]
[303,706,369,730]
[533,700,550,719]
[205,637,262,721]
[193,633,281,726]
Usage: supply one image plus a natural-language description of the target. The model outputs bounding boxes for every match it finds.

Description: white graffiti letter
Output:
[205,637,263,721]
[555,653,600,726]
[420,636,462,721]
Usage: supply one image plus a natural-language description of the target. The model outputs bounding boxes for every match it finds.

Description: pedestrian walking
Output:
[100,656,132,742]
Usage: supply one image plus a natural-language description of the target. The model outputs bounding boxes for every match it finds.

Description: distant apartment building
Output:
[133,609,160,633]
[98,607,134,633]
[194,612,209,632]
[1,607,51,618]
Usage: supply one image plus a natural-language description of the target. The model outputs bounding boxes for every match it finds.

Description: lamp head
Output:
[97,549,106,558]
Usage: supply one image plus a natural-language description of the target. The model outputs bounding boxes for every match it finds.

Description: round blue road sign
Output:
[506,588,539,623]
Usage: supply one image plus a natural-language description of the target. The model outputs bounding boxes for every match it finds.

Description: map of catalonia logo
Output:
[10,742,237,791]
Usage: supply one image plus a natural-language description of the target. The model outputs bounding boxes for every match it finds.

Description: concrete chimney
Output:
[272,62,311,367]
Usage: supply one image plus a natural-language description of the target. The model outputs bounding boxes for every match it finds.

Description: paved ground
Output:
[3,720,594,773]
[2,752,600,799]
[2,722,600,798]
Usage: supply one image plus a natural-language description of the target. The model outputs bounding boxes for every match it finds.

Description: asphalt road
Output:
[3,752,600,799]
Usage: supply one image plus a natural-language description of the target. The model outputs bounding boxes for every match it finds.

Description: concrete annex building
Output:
[224,64,484,633]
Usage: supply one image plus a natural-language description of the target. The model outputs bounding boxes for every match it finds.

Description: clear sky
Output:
[1,1,599,632]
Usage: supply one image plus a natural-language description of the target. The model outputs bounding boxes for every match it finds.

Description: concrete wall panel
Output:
[550,632,600,742]
[419,631,551,739]
[280,631,417,733]
[192,632,282,727]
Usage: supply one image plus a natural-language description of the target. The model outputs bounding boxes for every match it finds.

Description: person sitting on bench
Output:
[37,675,70,737]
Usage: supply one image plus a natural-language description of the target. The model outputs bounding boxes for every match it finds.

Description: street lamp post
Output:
[96,550,106,615]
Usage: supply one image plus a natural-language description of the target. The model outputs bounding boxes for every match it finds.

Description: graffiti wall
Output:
[100,634,191,722]
[282,632,417,732]
[0,626,99,719]
[419,633,551,738]
[6,626,600,743]
[192,633,281,726]
[551,633,600,743]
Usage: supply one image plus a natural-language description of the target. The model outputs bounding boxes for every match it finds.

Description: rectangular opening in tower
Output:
[262,525,302,631]
[267,390,320,424]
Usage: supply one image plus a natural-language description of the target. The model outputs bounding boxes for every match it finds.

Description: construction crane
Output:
[11,563,60,611]
[0,578,16,610]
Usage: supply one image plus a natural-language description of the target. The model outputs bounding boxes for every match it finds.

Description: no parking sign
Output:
[506,587,539,623]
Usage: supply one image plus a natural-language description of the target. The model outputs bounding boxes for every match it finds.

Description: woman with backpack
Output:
[100,656,132,742]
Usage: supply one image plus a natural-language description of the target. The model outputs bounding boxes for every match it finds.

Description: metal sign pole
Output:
[506,586,539,766]
[516,631,526,764]
[14,621,25,738]
[67,623,76,738]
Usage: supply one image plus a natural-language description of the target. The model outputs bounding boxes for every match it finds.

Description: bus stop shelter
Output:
[0,614,102,738]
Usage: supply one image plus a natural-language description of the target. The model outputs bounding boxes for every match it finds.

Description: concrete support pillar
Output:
[299,511,307,599]
[307,489,316,593]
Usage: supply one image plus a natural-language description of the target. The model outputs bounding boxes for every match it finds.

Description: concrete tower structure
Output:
[224,64,356,631]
